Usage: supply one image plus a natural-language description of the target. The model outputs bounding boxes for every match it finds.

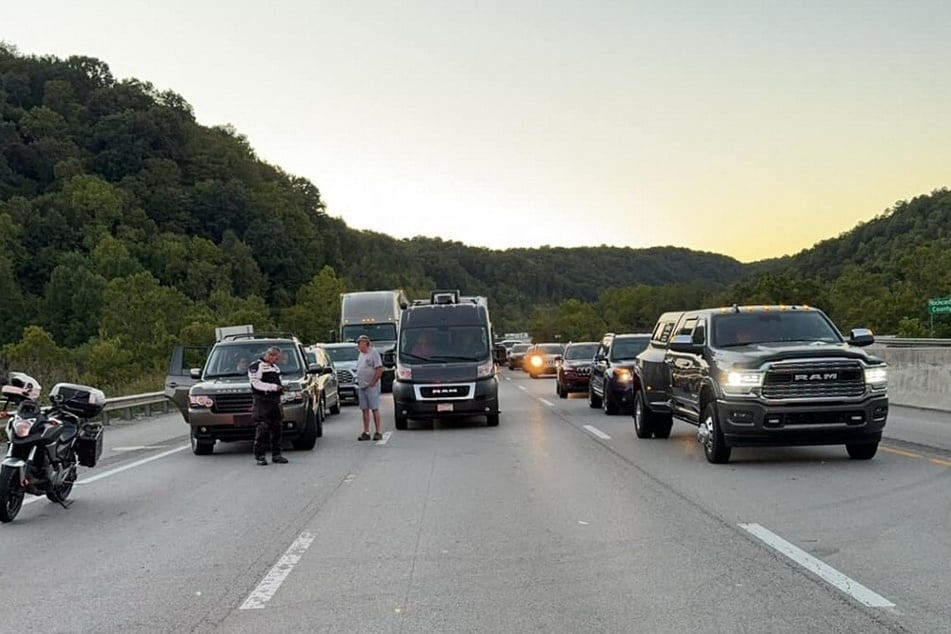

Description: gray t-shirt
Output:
[356,347,383,388]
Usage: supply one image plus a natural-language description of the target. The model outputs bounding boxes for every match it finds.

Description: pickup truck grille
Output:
[212,393,254,413]
[763,360,865,399]
[337,369,354,384]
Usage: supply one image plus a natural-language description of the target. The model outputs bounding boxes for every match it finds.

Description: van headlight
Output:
[397,365,413,380]
[723,371,763,394]
[477,360,495,378]
[864,366,887,388]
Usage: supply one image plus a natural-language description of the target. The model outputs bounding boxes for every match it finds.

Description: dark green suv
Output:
[165,333,324,455]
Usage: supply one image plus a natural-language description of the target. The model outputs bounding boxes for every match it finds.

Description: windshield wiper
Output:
[401,352,433,362]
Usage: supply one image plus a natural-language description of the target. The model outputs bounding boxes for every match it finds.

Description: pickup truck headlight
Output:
[864,366,888,388]
[189,395,214,408]
[614,368,632,383]
[723,371,764,394]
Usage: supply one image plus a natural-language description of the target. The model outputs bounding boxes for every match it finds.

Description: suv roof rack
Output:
[221,332,299,342]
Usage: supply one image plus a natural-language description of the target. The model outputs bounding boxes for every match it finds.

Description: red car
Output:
[556,341,599,397]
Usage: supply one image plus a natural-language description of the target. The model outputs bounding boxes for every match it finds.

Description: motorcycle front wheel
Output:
[0,465,25,523]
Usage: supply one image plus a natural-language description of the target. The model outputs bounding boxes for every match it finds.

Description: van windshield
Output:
[399,326,490,364]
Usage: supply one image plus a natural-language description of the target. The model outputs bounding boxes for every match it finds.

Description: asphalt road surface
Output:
[2,371,948,633]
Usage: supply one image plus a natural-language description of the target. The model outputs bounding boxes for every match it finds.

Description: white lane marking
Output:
[77,445,190,485]
[22,444,189,505]
[739,523,895,608]
[583,425,611,440]
[376,431,392,445]
[517,385,527,391]
[240,532,316,609]
[112,445,168,451]
[539,398,554,406]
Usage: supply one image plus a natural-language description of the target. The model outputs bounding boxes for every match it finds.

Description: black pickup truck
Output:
[632,305,889,464]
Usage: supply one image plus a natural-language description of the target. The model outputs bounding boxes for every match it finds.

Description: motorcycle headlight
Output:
[723,371,764,394]
[864,366,887,388]
[189,395,214,408]
[13,418,33,438]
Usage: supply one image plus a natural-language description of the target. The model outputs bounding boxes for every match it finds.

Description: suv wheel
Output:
[846,442,878,460]
[588,383,602,409]
[602,383,619,415]
[329,395,341,415]
[293,408,318,450]
[190,430,214,455]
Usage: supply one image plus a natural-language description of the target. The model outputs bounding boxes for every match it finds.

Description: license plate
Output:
[234,413,254,426]
[437,403,454,412]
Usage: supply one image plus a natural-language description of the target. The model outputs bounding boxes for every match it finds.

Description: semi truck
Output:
[339,290,410,392]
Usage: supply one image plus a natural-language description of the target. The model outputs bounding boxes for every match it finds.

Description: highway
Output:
[1,371,949,633]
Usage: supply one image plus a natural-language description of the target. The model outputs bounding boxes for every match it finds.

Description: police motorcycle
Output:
[0,372,105,523]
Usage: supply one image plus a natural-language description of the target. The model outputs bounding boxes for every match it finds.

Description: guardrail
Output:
[101,391,170,425]
[875,337,951,347]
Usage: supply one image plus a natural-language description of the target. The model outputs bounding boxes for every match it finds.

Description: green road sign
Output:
[928,297,951,315]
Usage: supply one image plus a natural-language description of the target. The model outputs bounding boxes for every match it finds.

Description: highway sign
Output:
[928,297,951,315]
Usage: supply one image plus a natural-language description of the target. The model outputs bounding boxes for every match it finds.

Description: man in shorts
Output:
[355,335,384,441]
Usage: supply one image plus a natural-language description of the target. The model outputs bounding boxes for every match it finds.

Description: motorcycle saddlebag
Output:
[76,422,103,468]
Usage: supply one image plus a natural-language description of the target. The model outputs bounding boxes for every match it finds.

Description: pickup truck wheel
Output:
[652,417,673,439]
[191,430,214,455]
[701,403,731,464]
[846,442,878,460]
[633,392,655,438]
[588,384,602,409]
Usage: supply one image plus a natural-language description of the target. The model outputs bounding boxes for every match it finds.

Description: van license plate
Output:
[437,403,453,412]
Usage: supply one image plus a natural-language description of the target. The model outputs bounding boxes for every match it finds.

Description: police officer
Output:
[249,346,288,465]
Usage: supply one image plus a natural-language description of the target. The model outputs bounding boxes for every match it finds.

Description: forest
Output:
[2,43,950,395]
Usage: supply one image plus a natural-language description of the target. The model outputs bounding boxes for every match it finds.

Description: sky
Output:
[4,1,950,262]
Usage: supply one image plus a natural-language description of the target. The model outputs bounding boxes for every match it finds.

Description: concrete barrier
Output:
[869,345,951,412]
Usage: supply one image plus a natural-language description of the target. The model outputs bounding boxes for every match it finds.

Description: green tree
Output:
[42,253,107,347]
[280,266,346,343]
[1,325,78,389]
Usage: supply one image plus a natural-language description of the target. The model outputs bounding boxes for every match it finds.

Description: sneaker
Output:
[255,456,268,466]
[272,455,288,464]
[358,433,371,441]
[372,432,383,441]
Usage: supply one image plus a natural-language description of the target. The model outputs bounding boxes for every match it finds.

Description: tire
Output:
[602,382,619,415]
[0,465,24,523]
[46,463,76,504]
[486,413,500,427]
[395,411,408,431]
[846,442,878,460]
[293,409,318,450]
[701,402,731,464]
[529,372,538,379]
[588,383,602,409]
[329,395,341,416]
[633,391,655,439]
[191,429,214,455]
[652,417,674,439]
[557,383,567,399]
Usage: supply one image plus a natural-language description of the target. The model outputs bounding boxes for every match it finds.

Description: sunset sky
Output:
[5,1,950,262]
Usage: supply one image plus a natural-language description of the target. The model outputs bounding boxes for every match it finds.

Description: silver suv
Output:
[318,342,359,403]
[165,333,323,455]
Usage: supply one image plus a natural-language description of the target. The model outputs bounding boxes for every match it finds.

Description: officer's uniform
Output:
[249,356,285,463]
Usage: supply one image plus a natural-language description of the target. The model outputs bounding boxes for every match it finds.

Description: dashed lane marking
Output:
[240,532,316,609]
[739,523,895,608]
[539,398,554,406]
[583,425,611,440]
